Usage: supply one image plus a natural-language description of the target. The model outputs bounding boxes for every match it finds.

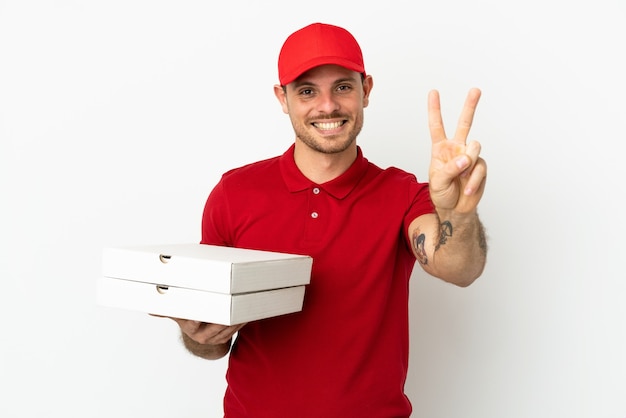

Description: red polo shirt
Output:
[201,144,433,418]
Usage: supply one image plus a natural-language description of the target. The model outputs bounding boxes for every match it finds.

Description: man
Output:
[168,22,487,417]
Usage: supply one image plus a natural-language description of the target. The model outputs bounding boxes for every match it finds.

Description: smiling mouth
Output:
[312,120,346,130]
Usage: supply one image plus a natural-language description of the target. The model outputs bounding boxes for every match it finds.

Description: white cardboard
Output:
[97,276,306,325]
[102,243,312,294]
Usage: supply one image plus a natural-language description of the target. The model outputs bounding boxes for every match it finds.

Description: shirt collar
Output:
[279,144,370,199]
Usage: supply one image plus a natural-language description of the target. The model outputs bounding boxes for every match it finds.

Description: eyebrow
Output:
[291,77,359,89]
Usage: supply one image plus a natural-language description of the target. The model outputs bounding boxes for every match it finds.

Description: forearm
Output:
[181,332,232,360]
[412,210,487,286]
[431,210,487,286]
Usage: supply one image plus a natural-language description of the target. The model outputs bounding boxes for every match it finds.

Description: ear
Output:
[362,75,374,108]
[273,84,289,114]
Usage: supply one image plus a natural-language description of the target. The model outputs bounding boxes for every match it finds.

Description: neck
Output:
[293,141,358,184]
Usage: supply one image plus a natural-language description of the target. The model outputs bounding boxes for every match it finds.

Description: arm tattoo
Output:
[412,232,428,265]
[435,220,453,251]
[412,221,453,265]
[413,219,487,267]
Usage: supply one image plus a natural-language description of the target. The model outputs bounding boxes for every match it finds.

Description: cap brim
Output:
[280,56,365,86]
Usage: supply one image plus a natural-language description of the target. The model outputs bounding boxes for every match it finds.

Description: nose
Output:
[316,90,340,115]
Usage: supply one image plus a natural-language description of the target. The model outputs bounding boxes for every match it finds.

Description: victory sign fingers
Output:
[427,88,486,213]
[428,88,482,144]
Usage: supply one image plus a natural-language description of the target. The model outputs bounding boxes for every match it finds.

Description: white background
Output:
[1,1,625,417]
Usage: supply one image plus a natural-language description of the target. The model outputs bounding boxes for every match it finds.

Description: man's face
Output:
[275,64,373,155]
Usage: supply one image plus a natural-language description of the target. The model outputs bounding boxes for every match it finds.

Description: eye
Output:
[298,88,314,96]
[336,84,353,93]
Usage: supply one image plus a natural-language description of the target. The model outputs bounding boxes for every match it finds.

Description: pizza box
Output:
[97,276,306,325]
[101,243,312,294]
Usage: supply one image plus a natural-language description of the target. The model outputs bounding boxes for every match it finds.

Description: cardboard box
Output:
[97,276,306,325]
[98,243,312,325]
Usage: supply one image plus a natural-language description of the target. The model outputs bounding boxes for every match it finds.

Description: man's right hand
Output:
[153,315,246,359]
[173,318,246,345]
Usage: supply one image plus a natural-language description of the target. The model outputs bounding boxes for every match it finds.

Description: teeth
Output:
[315,121,343,130]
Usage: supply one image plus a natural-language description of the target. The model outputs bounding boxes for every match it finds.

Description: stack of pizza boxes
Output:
[98,243,313,325]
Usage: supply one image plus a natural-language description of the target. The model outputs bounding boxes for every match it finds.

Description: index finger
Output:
[428,89,447,143]
[453,87,482,144]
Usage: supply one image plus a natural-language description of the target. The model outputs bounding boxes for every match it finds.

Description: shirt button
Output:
[313,187,320,195]
[311,212,319,219]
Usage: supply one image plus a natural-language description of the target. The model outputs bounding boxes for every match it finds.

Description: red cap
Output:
[277,23,365,86]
